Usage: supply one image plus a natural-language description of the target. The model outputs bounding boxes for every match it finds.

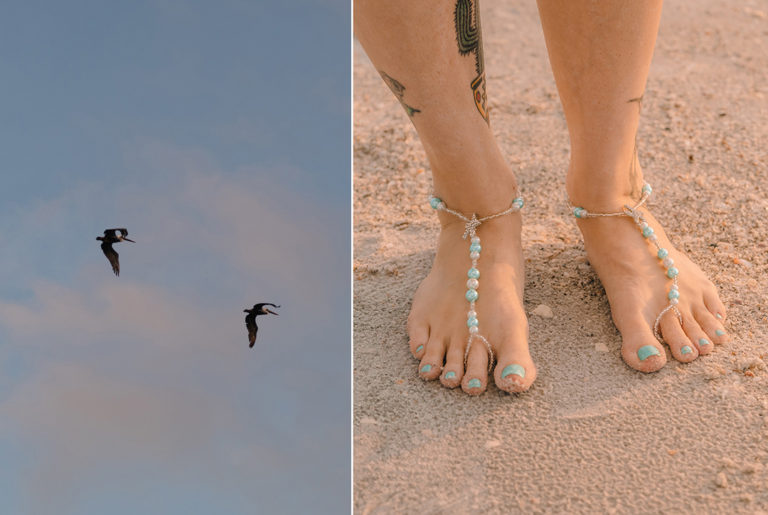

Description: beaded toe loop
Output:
[429,192,524,372]
[570,182,683,343]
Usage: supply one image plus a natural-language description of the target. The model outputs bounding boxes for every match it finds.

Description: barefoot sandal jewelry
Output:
[570,182,682,343]
[428,193,524,371]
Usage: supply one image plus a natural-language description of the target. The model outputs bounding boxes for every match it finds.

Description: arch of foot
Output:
[429,194,527,391]
[572,182,685,361]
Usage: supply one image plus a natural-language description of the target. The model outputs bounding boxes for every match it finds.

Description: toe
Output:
[703,288,727,323]
[461,338,489,395]
[407,317,429,359]
[661,314,701,363]
[418,336,445,380]
[494,341,535,393]
[619,316,667,372]
[440,338,465,388]
[680,312,713,356]
[694,305,729,345]
[660,312,698,363]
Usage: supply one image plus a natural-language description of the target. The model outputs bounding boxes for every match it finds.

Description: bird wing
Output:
[101,242,120,276]
[104,228,129,238]
[245,312,258,347]
[254,303,281,310]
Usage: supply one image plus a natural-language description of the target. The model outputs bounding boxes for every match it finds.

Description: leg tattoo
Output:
[379,71,421,117]
[454,0,489,124]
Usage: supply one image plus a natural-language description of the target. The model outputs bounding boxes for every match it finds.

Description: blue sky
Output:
[0,1,349,513]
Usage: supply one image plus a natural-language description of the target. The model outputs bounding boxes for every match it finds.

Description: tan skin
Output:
[355,0,728,392]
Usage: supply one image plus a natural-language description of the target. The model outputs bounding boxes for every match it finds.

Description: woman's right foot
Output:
[407,203,536,395]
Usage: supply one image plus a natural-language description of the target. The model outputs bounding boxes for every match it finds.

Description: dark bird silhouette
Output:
[244,303,280,347]
[96,228,135,276]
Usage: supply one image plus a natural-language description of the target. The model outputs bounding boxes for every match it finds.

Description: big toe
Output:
[620,318,667,373]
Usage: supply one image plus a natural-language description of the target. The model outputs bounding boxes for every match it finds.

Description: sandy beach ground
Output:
[353,1,768,513]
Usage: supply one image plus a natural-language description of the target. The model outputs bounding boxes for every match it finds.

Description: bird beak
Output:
[124,238,135,243]
[266,309,279,316]
[243,309,250,313]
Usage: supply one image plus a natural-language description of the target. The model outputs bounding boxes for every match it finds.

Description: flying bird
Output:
[96,228,135,276]
[244,303,280,348]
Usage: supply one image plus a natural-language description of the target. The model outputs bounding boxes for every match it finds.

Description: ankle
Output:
[566,162,644,211]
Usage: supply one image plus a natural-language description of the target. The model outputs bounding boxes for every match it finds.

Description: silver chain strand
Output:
[569,182,683,342]
[429,192,524,372]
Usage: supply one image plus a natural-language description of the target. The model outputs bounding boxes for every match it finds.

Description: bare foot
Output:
[407,205,535,395]
[570,182,729,373]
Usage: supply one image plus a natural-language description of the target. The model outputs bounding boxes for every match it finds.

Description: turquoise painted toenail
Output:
[715,313,723,320]
[638,345,661,361]
[467,378,482,389]
[501,364,525,379]
[420,364,432,373]
[699,338,710,346]
[716,329,725,336]
[415,345,423,353]
[445,371,456,379]
[681,345,693,355]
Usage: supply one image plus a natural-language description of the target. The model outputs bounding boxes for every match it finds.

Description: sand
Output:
[353,1,768,513]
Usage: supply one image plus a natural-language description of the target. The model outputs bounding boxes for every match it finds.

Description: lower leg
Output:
[537,0,728,371]
[355,0,535,392]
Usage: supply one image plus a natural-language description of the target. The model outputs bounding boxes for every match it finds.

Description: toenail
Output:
[637,345,661,361]
[699,338,710,346]
[444,371,456,379]
[467,378,482,389]
[715,329,726,336]
[501,364,525,379]
[681,345,693,355]
[420,364,432,373]
[415,345,424,353]
[715,313,723,320]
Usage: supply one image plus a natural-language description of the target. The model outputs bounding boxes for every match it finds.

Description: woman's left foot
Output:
[569,187,729,373]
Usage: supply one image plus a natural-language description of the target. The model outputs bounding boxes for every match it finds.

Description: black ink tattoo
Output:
[628,95,644,197]
[379,71,421,117]
[455,0,488,124]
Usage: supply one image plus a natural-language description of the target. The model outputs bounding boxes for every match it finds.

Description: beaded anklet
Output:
[428,193,524,371]
[571,182,682,346]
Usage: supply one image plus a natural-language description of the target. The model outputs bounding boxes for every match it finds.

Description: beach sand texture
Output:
[354,1,768,513]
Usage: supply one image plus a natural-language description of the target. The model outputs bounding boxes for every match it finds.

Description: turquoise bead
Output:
[420,364,432,373]
[657,248,669,259]
[467,378,482,389]
[467,317,478,327]
[501,364,525,379]
[573,207,586,218]
[681,345,692,355]
[465,289,478,302]
[469,243,482,253]
[467,268,480,279]
[668,290,680,300]
[445,371,456,379]
[666,267,679,278]
[429,197,442,209]
[512,197,524,208]
[638,345,661,361]
[642,184,652,195]
[642,226,654,238]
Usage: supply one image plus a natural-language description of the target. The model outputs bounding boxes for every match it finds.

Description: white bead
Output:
[471,236,480,244]
[467,278,479,289]
[641,222,649,230]
[469,326,479,334]
[470,251,480,259]
[670,298,679,305]
[649,234,658,242]
[671,284,678,291]
[468,310,477,318]
[663,257,674,268]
